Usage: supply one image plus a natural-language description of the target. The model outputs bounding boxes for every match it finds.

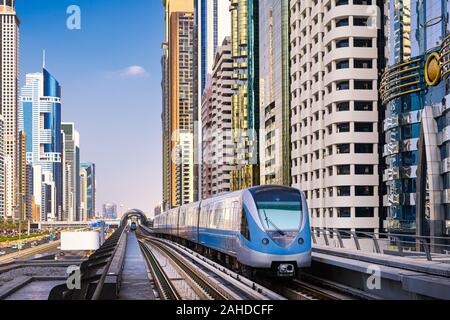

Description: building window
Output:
[337,207,351,218]
[337,165,351,175]
[336,81,350,90]
[336,60,350,69]
[354,38,372,47]
[336,39,349,48]
[337,102,350,111]
[354,101,373,111]
[336,18,349,27]
[337,186,351,197]
[355,207,375,218]
[355,186,374,196]
[354,80,373,90]
[355,122,373,132]
[355,143,373,153]
[355,164,374,175]
[354,59,373,68]
[337,122,350,133]
[337,144,350,154]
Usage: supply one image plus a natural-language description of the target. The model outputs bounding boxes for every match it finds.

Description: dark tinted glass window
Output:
[337,208,351,217]
[337,122,350,132]
[337,186,351,196]
[336,39,349,48]
[355,144,373,153]
[336,60,349,69]
[354,38,372,47]
[337,165,351,175]
[355,186,374,196]
[355,122,373,132]
[354,59,373,68]
[355,101,373,111]
[355,80,373,90]
[355,165,374,175]
[355,207,375,218]
[337,144,350,154]
[337,102,350,111]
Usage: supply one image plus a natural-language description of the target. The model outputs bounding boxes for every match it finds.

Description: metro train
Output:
[130,222,137,231]
[153,185,311,277]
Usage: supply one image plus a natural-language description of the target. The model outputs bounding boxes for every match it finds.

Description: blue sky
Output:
[17,0,165,215]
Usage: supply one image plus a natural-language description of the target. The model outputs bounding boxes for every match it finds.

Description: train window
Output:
[251,187,303,232]
[240,209,251,241]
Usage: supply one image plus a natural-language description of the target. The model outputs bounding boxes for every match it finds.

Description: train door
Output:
[230,200,241,254]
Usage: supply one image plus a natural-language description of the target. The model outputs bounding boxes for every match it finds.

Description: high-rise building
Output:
[62,123,80,221]
[80,162,96,220]
[18,131,26,221]
[154,203,162,217]
[25,163,33,220]
[80,167,88,221]
[19,68,63,222]
[162,0,196,208]
[381,0,450,240]
[290,0,381,233]
[229,0,260,191]
[102,203,117,220]
[259,0,291,186]
[0,116,4,218]
[194,0,231,202]
[202,37,235,199]
[1,0,19,220]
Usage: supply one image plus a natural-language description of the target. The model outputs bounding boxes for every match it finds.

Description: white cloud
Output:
[106,65,149,79]
[121,65,148,77]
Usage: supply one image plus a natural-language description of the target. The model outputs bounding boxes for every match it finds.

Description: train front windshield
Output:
[251,187,303,247]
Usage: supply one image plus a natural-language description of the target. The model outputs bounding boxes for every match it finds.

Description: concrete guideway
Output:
[310,245,450,300]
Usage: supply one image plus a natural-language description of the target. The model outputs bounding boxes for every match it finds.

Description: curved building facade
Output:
[382,0,450,239]
[290,0,381,233]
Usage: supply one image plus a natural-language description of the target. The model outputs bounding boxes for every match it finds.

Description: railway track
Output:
[138,234,285,300]
[138,228,351,301]
[139,241,181,300]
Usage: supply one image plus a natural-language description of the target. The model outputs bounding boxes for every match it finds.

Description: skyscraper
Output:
[381,0,450,240]
[62,123,80,221]
[80,162,96,220]
[259,0,291,186]
[202,37,235,199]
[0,0,19,220]
[18,130,26,221]
[162,0,196,208]
[230,0,260,191]
[290,0,381,233]
[80,167,88,221]
[194,0,231,202]
[102,203,117,220]
[20,68,63,222]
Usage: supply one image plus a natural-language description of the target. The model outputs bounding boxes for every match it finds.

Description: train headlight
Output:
[262,238,269,245]
[298,238,304,245]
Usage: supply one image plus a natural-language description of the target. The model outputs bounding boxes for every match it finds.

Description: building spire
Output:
[43,50,46,69]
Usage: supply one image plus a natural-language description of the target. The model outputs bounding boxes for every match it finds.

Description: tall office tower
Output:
[80,162,96,220]
[80,167,88,221]
[25,163,33,220]
[0,116,4,219]
[0,1,19,220]
[229,0,260,191]
[162,0,195,208]
[259,0,291,186]
[102,203,117,220]
[20,68,63,221]
[18,131,26,220]
[202,37,235,199]
[290,0,381,233]
[381,0,450,240]
[62,123,80,221]
[194,0,231,202]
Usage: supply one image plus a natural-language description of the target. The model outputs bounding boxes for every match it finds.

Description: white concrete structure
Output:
[201,37,235,199]
[290,0,380,233]
[0,2,19,220]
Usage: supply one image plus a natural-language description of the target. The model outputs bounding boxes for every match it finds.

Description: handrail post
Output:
[311,228,317,245]
[323,229,329,246]
[351,231,361,250]
[372,235,381,254]
[334,229,344,248]
[421,239,432,261]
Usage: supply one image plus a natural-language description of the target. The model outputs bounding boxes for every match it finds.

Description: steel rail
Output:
[139,241,182,300]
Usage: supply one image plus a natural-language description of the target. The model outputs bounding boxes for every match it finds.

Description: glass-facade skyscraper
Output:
[19,68,62,221]
[81,162,96,220]
[382,0,450,240]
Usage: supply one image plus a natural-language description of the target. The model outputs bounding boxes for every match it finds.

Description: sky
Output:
[16,0,165,216]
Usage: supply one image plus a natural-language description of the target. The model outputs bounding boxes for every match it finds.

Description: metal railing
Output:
[311,227,450,262]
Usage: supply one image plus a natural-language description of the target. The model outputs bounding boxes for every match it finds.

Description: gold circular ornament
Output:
[425,52,441,86]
